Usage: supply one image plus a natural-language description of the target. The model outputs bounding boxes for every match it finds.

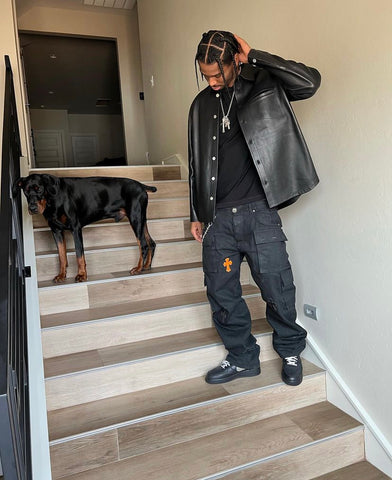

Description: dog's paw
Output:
[53,274,66,283]
[75,273,87,282]
[130,267,142,276]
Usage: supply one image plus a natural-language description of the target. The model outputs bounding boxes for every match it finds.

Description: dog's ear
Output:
[12,177,25,197]
[41,174,60,197]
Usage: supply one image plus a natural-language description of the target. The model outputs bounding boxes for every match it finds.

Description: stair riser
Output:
[49,374,326,479]
[218,429,364,480]
[45,335,276,411]
[49,416,363,480]
[42,296,265,358]
[30,165,183,181]
[34,219,192,253]
[36,241,202,282]
[32,198,188,228]
[38,266,252,316]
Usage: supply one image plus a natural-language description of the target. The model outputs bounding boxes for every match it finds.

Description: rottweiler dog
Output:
[14,174,157,283]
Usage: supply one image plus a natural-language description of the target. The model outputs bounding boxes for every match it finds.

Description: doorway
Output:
[19,33,126,168]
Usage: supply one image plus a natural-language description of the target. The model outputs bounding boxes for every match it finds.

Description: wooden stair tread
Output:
[41,285,261,328]
[47,358,324,441]
[312,461,390,479]
[57,401,361,480]
[44,319,271,377]
[36,237,195,257]
[38,261,203,289]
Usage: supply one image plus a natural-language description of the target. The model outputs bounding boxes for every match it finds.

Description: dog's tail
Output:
[143,184,157,193]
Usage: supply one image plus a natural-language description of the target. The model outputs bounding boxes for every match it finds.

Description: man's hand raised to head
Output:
[234,34,251,64]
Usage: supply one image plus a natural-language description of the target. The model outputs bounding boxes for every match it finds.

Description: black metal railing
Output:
[0,56,32,479]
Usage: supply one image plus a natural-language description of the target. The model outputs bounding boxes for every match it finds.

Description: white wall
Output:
[17,2,148,165]
[137,0,392,448]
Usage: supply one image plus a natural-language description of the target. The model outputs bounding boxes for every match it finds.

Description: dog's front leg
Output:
[72,227,87,282]
[52,230,68,283]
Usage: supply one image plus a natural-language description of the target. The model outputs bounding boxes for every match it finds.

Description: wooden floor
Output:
[28,166,388,479]
[313,461,391,479]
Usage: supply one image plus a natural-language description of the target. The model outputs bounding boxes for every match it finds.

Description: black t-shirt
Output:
[216,87,265,208]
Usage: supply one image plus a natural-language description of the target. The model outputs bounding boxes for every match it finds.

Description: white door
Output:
[71,135,99,166]
[33,130,66,168]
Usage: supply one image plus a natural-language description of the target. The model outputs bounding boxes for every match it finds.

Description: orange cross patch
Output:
[223,257,232,272]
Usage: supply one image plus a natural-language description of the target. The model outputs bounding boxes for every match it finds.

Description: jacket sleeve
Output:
[248,48,321,101]
[188,105,199,223]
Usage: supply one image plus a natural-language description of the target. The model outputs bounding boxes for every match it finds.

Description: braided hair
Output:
[195,30,240,90]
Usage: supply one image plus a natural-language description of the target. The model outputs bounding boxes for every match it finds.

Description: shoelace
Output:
[221,360,231,369]
[285,356,298,366]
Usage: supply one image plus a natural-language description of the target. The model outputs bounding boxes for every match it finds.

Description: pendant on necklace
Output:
[222,115,231,133]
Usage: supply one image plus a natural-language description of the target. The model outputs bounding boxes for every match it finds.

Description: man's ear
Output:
[12,177,25,197]
[42,174,59,197]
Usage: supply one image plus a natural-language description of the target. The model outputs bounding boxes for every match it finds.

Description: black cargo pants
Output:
[202,199,307,369]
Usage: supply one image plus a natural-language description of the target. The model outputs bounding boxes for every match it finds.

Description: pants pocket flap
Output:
[254,228,287,244]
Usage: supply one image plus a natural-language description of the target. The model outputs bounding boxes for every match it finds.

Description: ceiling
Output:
[17,0,137,116]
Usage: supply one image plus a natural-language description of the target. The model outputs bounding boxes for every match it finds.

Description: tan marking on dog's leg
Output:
[142,225,155,270]
[130,239,143,275]
[75,254,87,282]
[54,239,68,283]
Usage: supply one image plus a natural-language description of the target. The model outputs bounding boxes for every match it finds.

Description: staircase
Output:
[30,165,388,479]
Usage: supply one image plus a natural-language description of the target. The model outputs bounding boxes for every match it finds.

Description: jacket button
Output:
[252,58,257,63]
[212,156,216,160]
[213,114,217,119]
[211,177,215,181]
[216,93,220,98]
[210,196,214,200]
[213,136,216,140]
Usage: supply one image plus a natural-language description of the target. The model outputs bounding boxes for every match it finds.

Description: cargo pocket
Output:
[202,234,218,273]
[254,227,289,273]
[280,268,296,311]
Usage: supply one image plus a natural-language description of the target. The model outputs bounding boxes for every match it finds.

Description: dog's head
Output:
[13,174,60,215]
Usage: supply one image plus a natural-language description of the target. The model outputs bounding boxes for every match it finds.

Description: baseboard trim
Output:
[301,329,392,477]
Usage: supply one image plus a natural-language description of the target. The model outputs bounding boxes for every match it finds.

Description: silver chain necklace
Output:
[219,89,235,133]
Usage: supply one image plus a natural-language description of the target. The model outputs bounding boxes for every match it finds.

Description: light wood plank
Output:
[44,321,270,377]
[117,370,325,459]
[41,294,265,358]
[36,240,202,282]
[48,376,228,441]
[313,461,391,479]
[34,218,191,253]
[45,336,277,411]
[221,429,364,480]
[40,285,261,329]
[50,430,118,479]
[58,402,361,480]
[30,165,182,181]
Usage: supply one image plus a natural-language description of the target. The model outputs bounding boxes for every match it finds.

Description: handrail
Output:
[0,55,32,479]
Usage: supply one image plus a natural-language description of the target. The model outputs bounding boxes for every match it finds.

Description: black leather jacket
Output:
[188,48,321,223]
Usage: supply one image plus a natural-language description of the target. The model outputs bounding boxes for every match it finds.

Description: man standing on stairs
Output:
[188,30,321,386]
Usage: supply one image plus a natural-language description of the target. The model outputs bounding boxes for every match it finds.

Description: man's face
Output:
[198,55,239,91]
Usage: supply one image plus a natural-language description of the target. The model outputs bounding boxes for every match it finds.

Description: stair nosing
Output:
[44,329,273,381]
[48,369,326,446]
[200,426,364,480]
[41,291,261,331]
[38,262,203,290]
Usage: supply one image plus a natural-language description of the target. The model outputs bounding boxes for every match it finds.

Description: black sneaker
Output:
[281,356,303,386]
[205,360,261,384]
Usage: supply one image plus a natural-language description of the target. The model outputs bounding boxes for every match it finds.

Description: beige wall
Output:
[17,3,148,164]
[138,0,392,451]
